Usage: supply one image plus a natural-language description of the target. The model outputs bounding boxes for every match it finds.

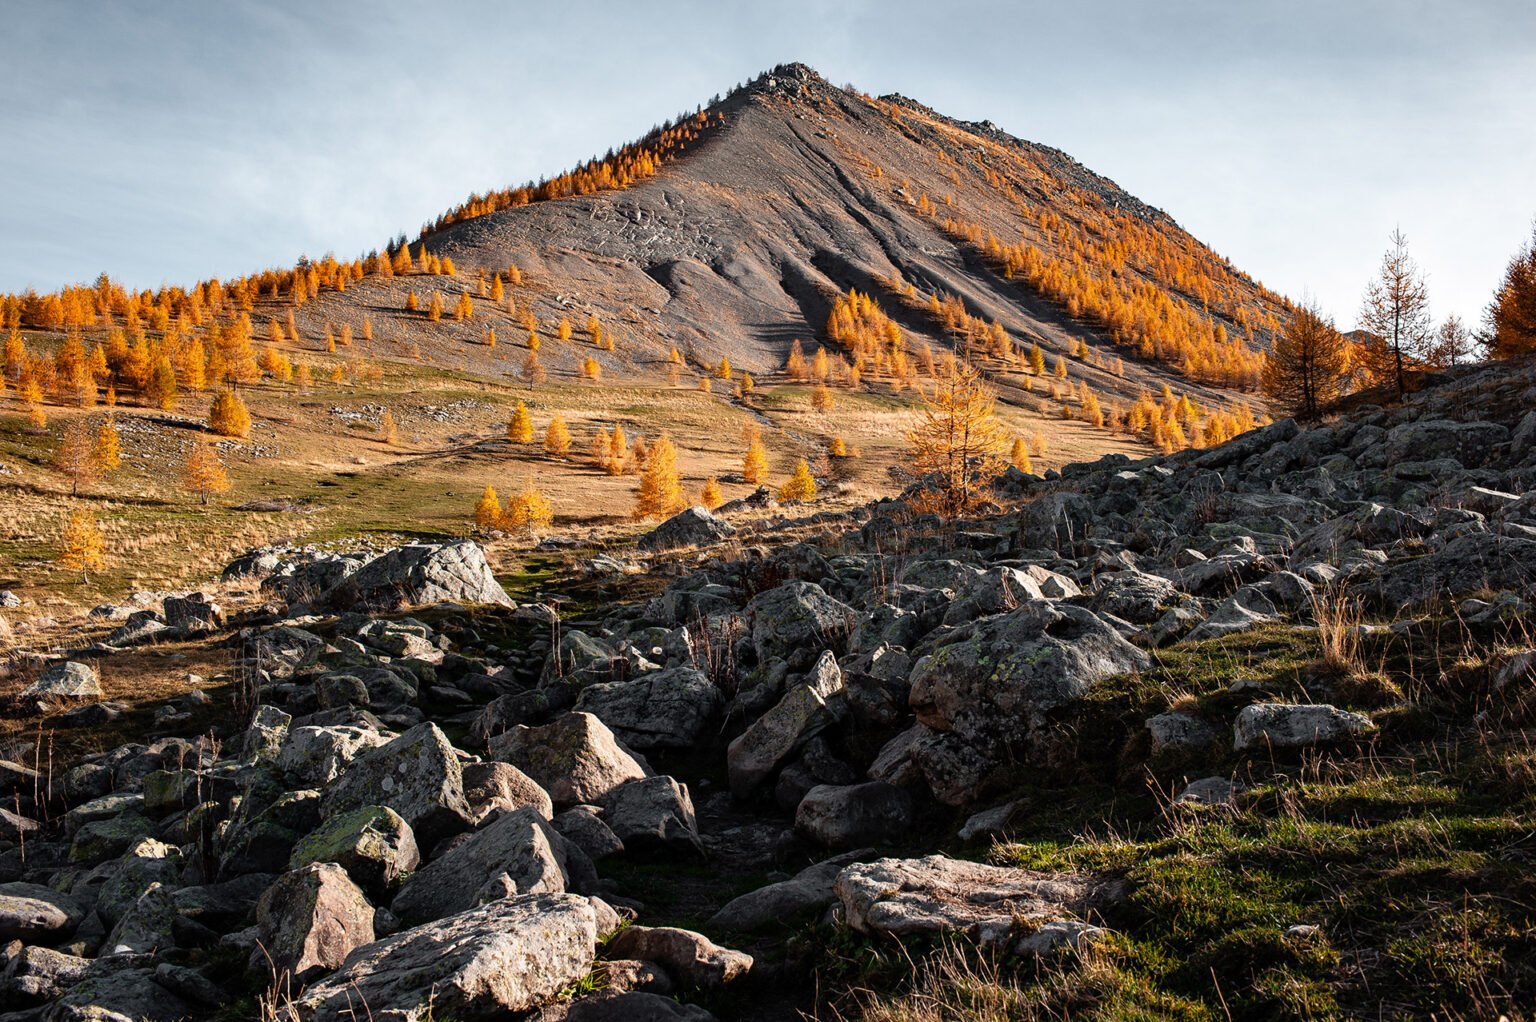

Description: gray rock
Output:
[320,540,513,611]
[595,776,702,855]
[1091,570,1181,624]
[288,805,420,898]
[490,712,648,808]
[1174,777,1241,807]
[391,807,566,924]
[322,722,473,847]
[727,652,844,798]
[835,855,1111,946]
[562,990,717,1021]
[296,893,597,1022]
[462,761,554,823]
[744,581,856,669]
[605,925,752,989]
[637,506,736,552]
[1145,711,1218,757]
[47,958,193,1022]
[19,661,102,701]
[255,862,375,985]
[957,802,1018,843]
[574,665,723,751]
[105,610,169,647]
[277,725,391,787]
[707,849,871,932]
[162,593,223,632]
[103,882,177,956]
[1233,703,1374,752]
[0,882,85,943]
[795,782,913,849]
[552,806,625,860]
[1,944,90,1005]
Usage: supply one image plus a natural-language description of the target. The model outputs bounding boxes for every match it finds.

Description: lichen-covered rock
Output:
[391,807,566,924]
[707,850,870,932]
[320,540,514,611]
[277,725,391,787]
[461,761,554,823]
[321,722,473,847]
[103,882,178,956]
[490,712,648,808]
[288,805,420,898]
[795,782,913,849]
[595,776,702,855]
[0,882,85,943]
[744,581,856,669]
[834,855,1112,946]
[574,665,723,751]
[637,506,736,552]
[727,652,844,798]
[296,893,597,1022]
[1,943,90,1005]
[604,925,752,989]
[20,660,102,701]
[256,862,376,985]
[1233,703,1375,751]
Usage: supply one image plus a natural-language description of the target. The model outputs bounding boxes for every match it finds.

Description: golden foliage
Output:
[633,433,686,520]
[503,481,554,536]
[778,458,817,502]
[508,400,534,444]
[545,414,572,457]
[58,509,107,581]
[906,359,1008,516]
[208,388,251,437]
[700,476,723,510]
[474,485,503,529]
[53,420,98,495]
[182,441,230,505]
[742,428,769,486]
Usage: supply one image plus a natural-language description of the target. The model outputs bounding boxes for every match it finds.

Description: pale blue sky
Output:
[3,0,1532,330]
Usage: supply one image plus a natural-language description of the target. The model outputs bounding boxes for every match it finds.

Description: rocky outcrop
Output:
[319,540,514,611]
[490,713,648,808]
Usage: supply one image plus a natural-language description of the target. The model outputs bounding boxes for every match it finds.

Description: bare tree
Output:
[1429,314,1476,368]
[1358,228,1432,397]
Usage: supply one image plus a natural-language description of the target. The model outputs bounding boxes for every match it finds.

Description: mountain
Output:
[281,63,1287,408]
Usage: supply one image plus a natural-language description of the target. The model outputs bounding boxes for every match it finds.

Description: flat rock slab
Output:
[834,855,1113,946]
[0,882,86,943]
[298,893,597,1021]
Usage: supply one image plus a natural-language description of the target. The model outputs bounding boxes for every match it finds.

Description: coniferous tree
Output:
[474,485,503,529]
[95,417,121,473]
[380,409,399,445]
[508,400,534,444]
[1262,299,1347,421]
[906,359,1008,516]
[633,433,686,520]
[700,476,722,510]
[58,509,106,582]
[182,442,230,505]
[1010,436,1033,474]
[54,421,98,495]
[1358,228,1432,396]
[208,389,251,438]
[742,429,769,486]
[545,414,572,457]
[1485,223,1536,359]
[778,458,817,502]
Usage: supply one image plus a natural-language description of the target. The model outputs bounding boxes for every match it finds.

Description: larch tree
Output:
[380,409,399,445]
[504,481,554,536]
[811,384,833,412]
[475,485,502,529]
[778,458,817,502]
[558,319,573,342]
[520,350,546,387]
[1262,299,1347,421]
[182,441,230,505]
[1010,436,1033,474]
[208,389,251,438]
[508,400,534,444]
[54,421,98,495]
[58,509,107,582]
[95,417,121,473]
[742,430,769,485]
[146,357,177,410]
[906,358,1009,517]
[700,476,722,510]
[633,433,686,520]
[1485,223,1536,359]
[1429,315,1476,368]
[545,414,572,457]
[1358,228,1432,396]
[580,356,601,381]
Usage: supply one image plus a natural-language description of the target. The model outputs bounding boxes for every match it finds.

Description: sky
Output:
[3,0,1533,330]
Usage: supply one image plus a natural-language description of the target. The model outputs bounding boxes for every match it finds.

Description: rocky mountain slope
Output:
[2,357,1533,1020]
[281,63,1287,406]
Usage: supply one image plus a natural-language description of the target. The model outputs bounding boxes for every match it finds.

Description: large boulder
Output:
[256,862,376,985]
[19,661,102,702]
[795,782,914,849]
[1383,419,1509,469]
[907,603,1147,802]
[834,855,1113,947]
[595,776,703,855]
[604,925,752,990]
[1371,533,1536,610]
[726,652,844,798]
[637,506,736,552]
[462,761,554,822]
[1233,704,1375,752]
[490,712,648,808]
[321,722,473,847]
[320,540,514,611]
[288,805,421,898]
[744,581,856,669]
[296,893,597,1022]
[574,666,723,751]
[277,725,391,788]
[391,807,567,924]
[0,882,85,943]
